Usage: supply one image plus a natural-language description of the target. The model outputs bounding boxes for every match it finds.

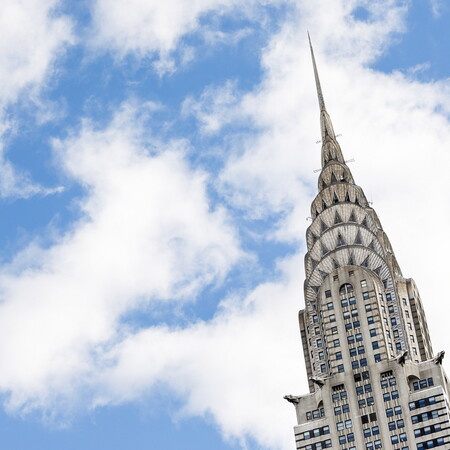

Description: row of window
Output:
[300,425,330,440]
[336,419,352,430]
[356,383,372,395]
[414,422,443,437]
[383,390,399,402]
[334,404,350,415]
[358,397,374,408]
[412,378,434,391]
[380,376,396,388]
[338,433,354,445]
[365,440,382,449]
[411,408,443,424]
[417,437,448,449]
[305,408,325,421]
[409,395,441,411]
[363,425,379,437]
[301,439,332,450]
[388,418,405,430]
[391,433,407,444]
[386,406,403,417]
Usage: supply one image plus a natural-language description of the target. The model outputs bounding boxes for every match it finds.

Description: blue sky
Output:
[0,1,450,449]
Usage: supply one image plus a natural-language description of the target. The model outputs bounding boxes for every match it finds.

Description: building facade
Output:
[285,38,450,450]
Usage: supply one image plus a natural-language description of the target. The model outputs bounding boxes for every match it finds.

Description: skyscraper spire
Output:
[308,32,326,112]
[307,33,342,167]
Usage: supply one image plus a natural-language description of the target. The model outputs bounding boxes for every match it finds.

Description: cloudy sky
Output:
[0,0,450,449]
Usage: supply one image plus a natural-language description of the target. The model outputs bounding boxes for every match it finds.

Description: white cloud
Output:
[95,254,304,450]
[0,102,242,415]
[429,0,445,18]
[0,0,73,197]
[90,0,269,73]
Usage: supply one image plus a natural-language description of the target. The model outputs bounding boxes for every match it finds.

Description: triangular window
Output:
[321,220,328,233]
[349,210,357,222]
[337,233,345,247]
[345,191,351,203]
[333,192,339,204]
[348,253,355,266]
[331,172,338,183]
[361,255,369,267]
[354,230,362,245]
[334,211,343,225]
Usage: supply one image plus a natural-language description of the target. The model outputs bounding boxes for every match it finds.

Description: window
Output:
[338,364,344,373]
[361,280,367,288]
[319,351,324,360]
[342,404,350,413]
[353,320,360,328]
[339,435,346,444]
[386,293,392,301]
[348,335,355,344]
[327,302,334,310]
[367,397,374,406]
[362,291,370,300]
[358,345,365,354]
[394,406,402,415]
[352,361,359,370]
[335,351,342,360]
[354,373,362,383]
[341,298,348,307]
[320,364,326,373]
[383,392,390,402]
[408,323,412,330]
[351,309,358,317]
[325,290,332,298]
[337,421,344,431]
[396,342,402,350]
[360,358,367,367]
[316,339,323,347]
[367,316,374,324]
[356,333,363,342]
[388,421,395,430]
[345,323,352,331]
[391,390,399,399]
[331,326,338,334]
[391,317,397,326]
[333,339,340,347]
[313,315,318,323]
[356,386,363,395]
[343,311,351,320]
[410,334,415,342]
[363,428,371,438]
[359,399,366,408]
[364,383,372,393]
[391,435,399,445]
[374,354,382,363]
[399,433,407,442]
[350,348,357,357]
[372,341,379,350]
[393,329,399,338]
[345,419,352,429]
[363,371,370,380]
[365,304,372,312]
[370,329,377,337]
[329,314,336,322]
[386,408,393,417]
[372,426,379,435]
[333,275,338,281]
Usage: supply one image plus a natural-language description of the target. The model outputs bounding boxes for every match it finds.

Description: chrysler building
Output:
[285,37,450,450]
